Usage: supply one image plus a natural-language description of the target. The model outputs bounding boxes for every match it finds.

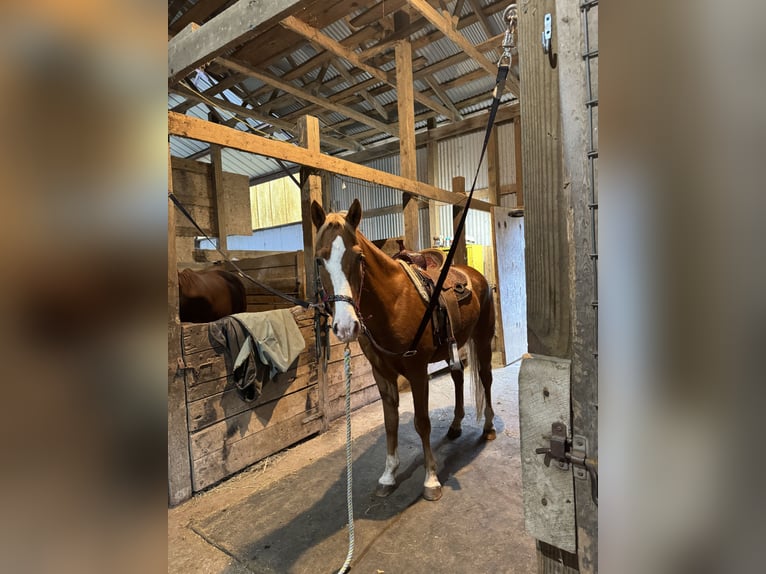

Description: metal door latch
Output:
[536,422,598,505]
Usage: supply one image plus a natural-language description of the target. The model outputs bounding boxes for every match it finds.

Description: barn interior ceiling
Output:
[168,0,519,181]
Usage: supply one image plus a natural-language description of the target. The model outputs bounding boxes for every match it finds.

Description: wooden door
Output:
[493,207,527,364]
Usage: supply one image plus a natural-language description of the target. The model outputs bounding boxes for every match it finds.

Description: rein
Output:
[405,5,517,357]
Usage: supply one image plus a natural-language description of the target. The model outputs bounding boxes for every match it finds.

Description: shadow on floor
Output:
[197,407,502,574]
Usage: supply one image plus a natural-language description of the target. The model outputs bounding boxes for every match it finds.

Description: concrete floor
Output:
[168,363,535,573]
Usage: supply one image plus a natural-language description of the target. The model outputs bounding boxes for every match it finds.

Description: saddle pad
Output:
[396,259,472,303]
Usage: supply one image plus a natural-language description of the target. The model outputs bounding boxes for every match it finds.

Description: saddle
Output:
[393,241,472,360]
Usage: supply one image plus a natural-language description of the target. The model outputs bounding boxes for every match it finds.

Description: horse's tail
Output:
[467,338,485,422]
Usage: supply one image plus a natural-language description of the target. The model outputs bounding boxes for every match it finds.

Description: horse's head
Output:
[311,199,364,343]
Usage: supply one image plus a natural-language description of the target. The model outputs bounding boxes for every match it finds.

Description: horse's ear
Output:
[346,199,362,230]
[310,200,326,229]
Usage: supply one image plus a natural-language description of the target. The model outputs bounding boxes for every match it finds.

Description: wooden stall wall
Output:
[181,307,321,491]
[170,156,251,262]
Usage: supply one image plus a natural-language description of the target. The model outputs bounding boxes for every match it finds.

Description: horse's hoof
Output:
[483,428,497,440]
[375,483,396,498]
[447,426,462,439]
[423,485,443,501]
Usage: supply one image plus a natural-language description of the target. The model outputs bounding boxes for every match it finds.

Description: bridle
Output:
[315,242,415,358]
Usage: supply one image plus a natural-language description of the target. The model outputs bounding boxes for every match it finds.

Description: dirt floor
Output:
[168,363,535,573]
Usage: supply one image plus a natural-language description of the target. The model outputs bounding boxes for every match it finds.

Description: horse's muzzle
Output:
[333,319,360,342]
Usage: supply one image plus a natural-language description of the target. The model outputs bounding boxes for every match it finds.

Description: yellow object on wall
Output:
[439,244,484,274]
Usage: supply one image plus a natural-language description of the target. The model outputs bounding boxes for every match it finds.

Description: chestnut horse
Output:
[311,199,496,501]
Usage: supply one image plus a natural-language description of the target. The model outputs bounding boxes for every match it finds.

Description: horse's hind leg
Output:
[474,335,496,440]
[372,368,400,497]
[447,367,465,439]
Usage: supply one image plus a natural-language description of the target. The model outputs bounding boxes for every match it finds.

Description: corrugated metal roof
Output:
[169,1,517,180]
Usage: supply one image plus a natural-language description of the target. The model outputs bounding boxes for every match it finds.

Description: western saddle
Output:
[392,240,472,367]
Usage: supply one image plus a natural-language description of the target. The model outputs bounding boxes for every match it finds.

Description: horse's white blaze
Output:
[325,235,359,342]
[378,451,399,486]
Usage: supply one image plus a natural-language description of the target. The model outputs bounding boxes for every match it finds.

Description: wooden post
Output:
[210,143,229,253]
[297,114,329,432]
[487,126,500,206]
[426,139,439,248]
[514,117,524,207]
[168,145,192,505]
[556,0,598,570]
[299,115,322,293]
[451,176,467,266]
[396,39,420,250]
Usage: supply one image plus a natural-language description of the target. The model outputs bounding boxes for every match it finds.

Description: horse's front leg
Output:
[410,371,441,501]
[372,368,400,497]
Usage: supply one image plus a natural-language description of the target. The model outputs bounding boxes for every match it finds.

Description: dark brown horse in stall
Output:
[178,268,247,323]
[311,199,496,501]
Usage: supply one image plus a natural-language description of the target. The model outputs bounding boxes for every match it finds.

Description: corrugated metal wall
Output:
[327,147,428,242]
[321,121,518,247]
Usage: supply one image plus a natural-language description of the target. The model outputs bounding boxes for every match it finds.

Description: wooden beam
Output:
[167,145,192,506]
[169,112,492,211]
[280,15,458,121]
[424,74,463,120]
[487,125,500,204]
[168,0,313,85]
[514,117,523,207]
[407,0,495,76]
[407,0,520,97]
[451,176,467,265]
[169,0,224,34]
[396,40,421,251]
[298,115,322,321]
[216,56,397,138]
[331,58,389,120]
[466,0,494,38]
[209,141,229,253]
[350,0,407,27]
[170,83,361,152]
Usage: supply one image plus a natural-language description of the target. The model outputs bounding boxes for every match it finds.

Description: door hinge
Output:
[536,422,598,505]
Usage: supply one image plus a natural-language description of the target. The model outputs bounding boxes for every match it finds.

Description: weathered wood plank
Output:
[556,0,598,570]
[168,112,493,212]
[191,411,323,491]
[168,147,193,506]
[519,354,576,553]
[190,384,319,454]
[326,382,380,423]
[168,0,314,85]
[451,176,467,265]
[396,39,421,251]
[518,0,569,357]
[187,368,316,432]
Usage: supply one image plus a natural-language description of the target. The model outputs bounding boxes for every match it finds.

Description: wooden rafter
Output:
[331,59,389,121]
[170,84,363,152]
[423,75,463,120]
[466,0,494,38]
[216,56,398,138]
[168,0,313,85]
[406,0,496,76]
[280,16,458,122]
